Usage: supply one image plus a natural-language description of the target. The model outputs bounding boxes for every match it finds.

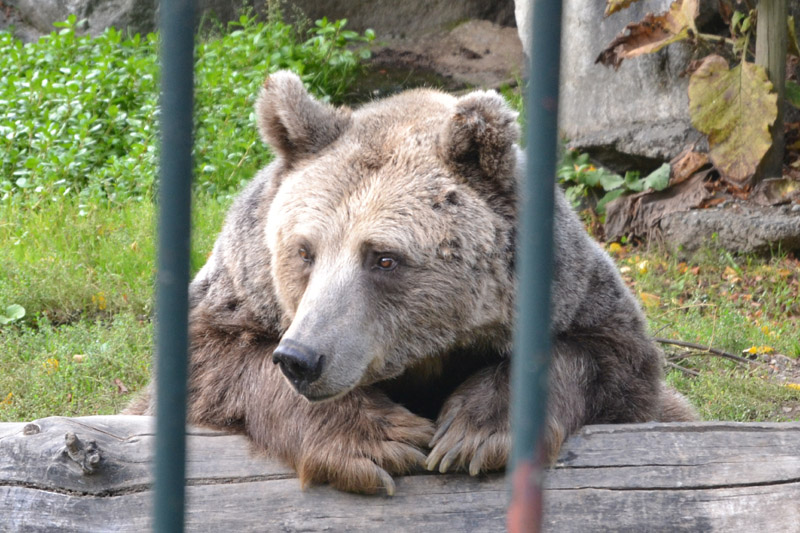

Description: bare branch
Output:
[666,361,701,377]
[653,337,756,366]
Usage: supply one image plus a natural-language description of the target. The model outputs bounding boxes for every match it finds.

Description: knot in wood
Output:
[22,423,40,435]
[63,431,102,475]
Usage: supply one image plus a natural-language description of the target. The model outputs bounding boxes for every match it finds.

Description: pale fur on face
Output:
[261,78,518,400]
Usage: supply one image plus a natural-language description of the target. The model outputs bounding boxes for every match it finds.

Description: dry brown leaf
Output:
[717,0,734,25]
[604,0,641,17]
[670,147,710,186]
[639,292,662,309]
[596,0,699,69]
[114,378,129,395]
[699,197,726,208]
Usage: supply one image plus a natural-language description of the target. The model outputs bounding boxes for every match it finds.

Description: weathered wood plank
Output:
[551,421,800,489]
[2,416,799,532]
[0,416,292,495]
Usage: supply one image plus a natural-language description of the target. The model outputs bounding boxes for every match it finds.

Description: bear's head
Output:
[258,71,519,401]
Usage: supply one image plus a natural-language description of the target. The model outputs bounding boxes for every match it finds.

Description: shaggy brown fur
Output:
[125,71,696,495]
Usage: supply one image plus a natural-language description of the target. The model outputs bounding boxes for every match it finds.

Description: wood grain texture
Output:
[1,416,798,532]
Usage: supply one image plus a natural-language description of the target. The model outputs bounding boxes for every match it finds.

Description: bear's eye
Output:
[375,256,398,271]
[298,247,312,263]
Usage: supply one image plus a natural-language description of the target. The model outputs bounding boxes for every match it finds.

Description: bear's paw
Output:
[426,364,510,476]
[296,396,435,496]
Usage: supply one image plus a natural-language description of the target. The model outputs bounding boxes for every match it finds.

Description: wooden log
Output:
[1,416,799,531]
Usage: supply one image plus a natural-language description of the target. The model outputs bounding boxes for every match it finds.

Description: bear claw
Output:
[426,365,511,475]
[375,466,396,496]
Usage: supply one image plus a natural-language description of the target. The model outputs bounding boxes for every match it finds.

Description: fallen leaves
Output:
[723,266,740,283]
[670,148,710,187]
[607,242,624,255]
[92,292,107,311]
[639,291,662,309]
[743,345,775,356]
[611,247,800,353]
[43,357,59,375]
[113,378,129,395]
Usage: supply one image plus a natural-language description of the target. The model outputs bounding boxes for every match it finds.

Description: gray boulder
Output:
[6,0,515,43]
[285,0,514,37]
[659,203,800,256]
[513,0,702,171]
[516,0,800,173]
[558,0,712,172]
[13,0,157,38]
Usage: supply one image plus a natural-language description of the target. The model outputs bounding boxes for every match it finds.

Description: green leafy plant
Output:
[0,304,25,325]
[192,11,373,196]
[557,149,670,213]
[0,17,160,205]
[0,11,374,203]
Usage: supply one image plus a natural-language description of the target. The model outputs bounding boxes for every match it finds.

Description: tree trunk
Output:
[754,0,788,184]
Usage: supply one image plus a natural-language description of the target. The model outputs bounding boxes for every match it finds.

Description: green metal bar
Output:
[508,0,563,531]
[154,0,195,531]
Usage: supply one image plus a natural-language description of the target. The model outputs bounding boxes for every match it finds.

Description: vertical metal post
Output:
[154,0,195,531]
[508,0,563,532]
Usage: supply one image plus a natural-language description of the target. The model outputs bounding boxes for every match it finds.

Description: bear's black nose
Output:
[272,340,324,389]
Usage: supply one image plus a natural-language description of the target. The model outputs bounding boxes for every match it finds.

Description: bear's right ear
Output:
[255,71,351,165]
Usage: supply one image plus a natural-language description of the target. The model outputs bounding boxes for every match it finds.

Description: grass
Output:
[0,313,152,420]
[0,195,230,322]
[0,195,231,420]
[606,242,800,422]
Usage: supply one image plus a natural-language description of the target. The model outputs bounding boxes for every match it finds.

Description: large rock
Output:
[659,203,800,255]
[558,0,711,172]
[13,0,157,38]
[286,0,515,37]
[365,20,525,95]
[5,0,515,43]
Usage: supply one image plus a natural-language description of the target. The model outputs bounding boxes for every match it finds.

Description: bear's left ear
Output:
[255,70,351,165]
[440,91,519,195]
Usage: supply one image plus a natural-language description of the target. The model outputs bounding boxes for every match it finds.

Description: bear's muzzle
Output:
[272,339,325,394]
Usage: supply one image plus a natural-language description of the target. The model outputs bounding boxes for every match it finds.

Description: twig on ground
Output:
[666,350,696,362]
[666,361,701,377]
[654,337,757,366]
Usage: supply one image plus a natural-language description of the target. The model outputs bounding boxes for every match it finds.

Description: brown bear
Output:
[126,70,696,495]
